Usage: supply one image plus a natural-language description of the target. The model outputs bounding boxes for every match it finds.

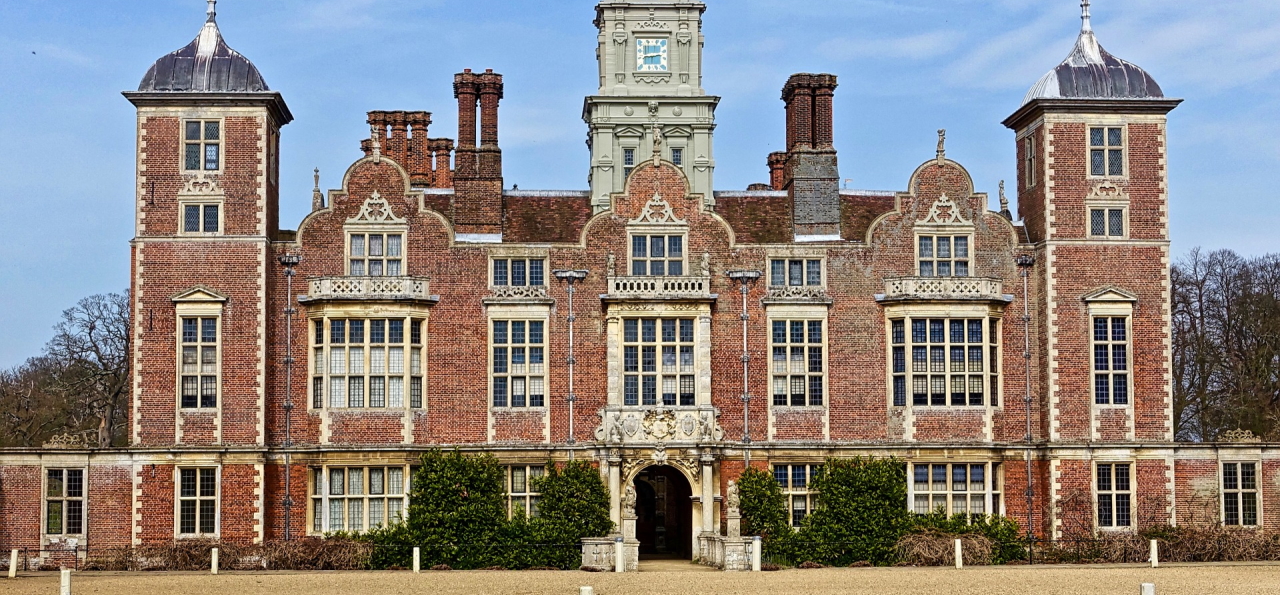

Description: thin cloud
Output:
[819,31,963,61]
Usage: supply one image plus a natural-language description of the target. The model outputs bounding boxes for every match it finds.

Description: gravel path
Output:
[4,564,1279,595]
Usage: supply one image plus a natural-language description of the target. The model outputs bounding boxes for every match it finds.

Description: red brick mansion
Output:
[1,0,1269,562]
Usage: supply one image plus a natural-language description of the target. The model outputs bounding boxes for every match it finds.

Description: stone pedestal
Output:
[580,534,639,572]
[726,510,741,539]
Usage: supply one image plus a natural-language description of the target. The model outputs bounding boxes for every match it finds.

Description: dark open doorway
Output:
[633,465,693,559]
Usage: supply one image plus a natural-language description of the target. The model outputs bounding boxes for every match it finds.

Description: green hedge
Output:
[739,457,1025,567]
[364,450,612,570]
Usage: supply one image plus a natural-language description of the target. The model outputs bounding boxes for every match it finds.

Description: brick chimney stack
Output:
[364,111,438,187]
[781,73,841,238]
[452,68,505,237]
[767,151,788,191]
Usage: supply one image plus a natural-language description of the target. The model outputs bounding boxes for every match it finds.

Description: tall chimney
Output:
[364,111,434,186]
[452,69,504,237]
[781,73,841,238]
[454,70,479,177]
[477,69,504,178]
[767,151,788,191]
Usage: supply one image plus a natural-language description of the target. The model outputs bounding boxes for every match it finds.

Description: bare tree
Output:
[43,291,131,447]
[1172,250,1280,441]
[0,357,84,447]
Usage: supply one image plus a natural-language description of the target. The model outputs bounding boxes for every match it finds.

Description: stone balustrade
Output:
[301,276,435,303]
[604,275,714,301]
[880,276,1008,302]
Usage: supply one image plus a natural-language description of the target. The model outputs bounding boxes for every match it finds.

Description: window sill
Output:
[770,405,826,411]
[315,408,425,412]
[490,407,549,412]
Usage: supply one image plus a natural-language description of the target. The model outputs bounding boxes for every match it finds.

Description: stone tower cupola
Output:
[584,0,719,212]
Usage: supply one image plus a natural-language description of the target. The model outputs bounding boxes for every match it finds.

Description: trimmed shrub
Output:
[736,465,793,558]
[798,457,913,566]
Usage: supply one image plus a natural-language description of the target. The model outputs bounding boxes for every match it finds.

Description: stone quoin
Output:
[1,0,1271,564]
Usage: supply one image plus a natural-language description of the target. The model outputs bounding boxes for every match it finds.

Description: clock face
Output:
[636,38,669,72]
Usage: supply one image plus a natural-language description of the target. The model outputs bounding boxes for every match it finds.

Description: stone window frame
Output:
[310,465,411,535]
[628,227,688,277]
[345,226,407,277]
[886,308,1002,409]
[44,467,87,538]
[605,304,712,410]
[621,316,698,407]
[1087,205,1129,240]
[773,463,821,528]
[1095,461,1134,531]
[1024,135,1038,189]
[490,316,549,410]
[909,462,1002,519]
[1221,461,1261,528]
[768,257,826,289]
[768,317,827,409]
[309,313,426,411]
[177,197,224,237]
[1084,288,1137,409]
[173,288,227,411]
[915,233,973,278]
[175,466,219,538]
[1088,124,1128,180]
[488,246,550,289]
[507,464,545,519]
[181,118,223,173]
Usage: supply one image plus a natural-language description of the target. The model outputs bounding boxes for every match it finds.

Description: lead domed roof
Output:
[1022,1,1162,106]
[137,3,269,93]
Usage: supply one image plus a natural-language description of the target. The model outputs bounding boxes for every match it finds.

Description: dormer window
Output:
[184,120,221,171]
[918,235,970,277]
[349,233,402,277]
[493,258,545,287]
[1090,126,1125,177]
[631,235,685,276]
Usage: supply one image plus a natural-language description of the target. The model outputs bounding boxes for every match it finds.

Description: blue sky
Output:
[1,0,1277,367]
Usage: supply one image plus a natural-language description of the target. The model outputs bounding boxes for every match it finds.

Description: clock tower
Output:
[585,0,719,212]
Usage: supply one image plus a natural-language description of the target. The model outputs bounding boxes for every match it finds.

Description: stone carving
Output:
[699,410,719,441]
[43,430,98,449]
[607,253,617,277]
[630,194,685,225]
[766,285,830,301]
[648,101,660,118]
[1087,181,1128,201]
[180,175,222,197]
[490,285,548,300]
[347,192,406,224]
[623,483,637,516]
[604,413,625,443]
[651,443,668,464]
[1222,428,1262,443]
[936,129,946,164]
[643,409,678,441]
[370,124,382,162]
[700,253,711,277]
[669,457,700,481]
[919,193,971,226]
[726,480,741,515]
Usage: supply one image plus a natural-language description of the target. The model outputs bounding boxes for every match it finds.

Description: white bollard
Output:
[60,568,71,595]
[211,547,219,575]
[580,588,595,595]
[954,538,963,569]
[7,549,16,579]
[1150,540,1159,568]
[751,536,762,572]
[1141,583,1156,595]
[413,547,421,574]
[614,537,625,573]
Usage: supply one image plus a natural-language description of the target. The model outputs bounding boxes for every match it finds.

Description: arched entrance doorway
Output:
[632,465,693,559]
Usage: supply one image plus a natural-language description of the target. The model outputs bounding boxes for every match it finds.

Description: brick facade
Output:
[1,1,1274,560]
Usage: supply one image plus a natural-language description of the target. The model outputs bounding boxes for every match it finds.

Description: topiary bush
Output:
[364,450,612,570]
[736,465,794,559]
[798,457,913,566]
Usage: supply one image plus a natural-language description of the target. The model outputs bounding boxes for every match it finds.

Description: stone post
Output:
[700,457,714,534]
[211,547,219,575]
[7,549,16,579]
[1141,584,1156,595]
[1150,540,1159,568]
[751,536,762,572]
[60,568,71,595]
[614,537,625,574]
[954,539,963,569]
[413,547,421,573]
